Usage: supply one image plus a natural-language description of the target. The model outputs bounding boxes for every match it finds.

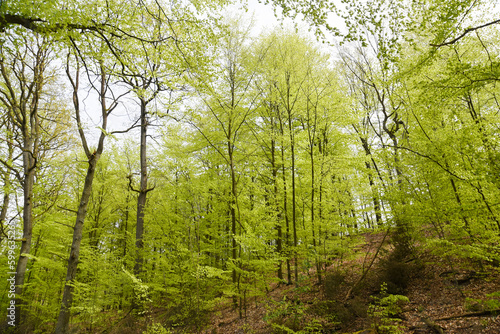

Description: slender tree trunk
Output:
[56,60,110,334]
[14,135,36,326]
[310,150,322,284]
[271,138,283,280]
[280,145,292,284]
[288,113,298,284]
[0,180,9,239]
[0,121,13,242]
[135,98,148,277]
[1,37,45,327]
[55,155,100,333]
[228,138,239,309]
[360,137,382,226]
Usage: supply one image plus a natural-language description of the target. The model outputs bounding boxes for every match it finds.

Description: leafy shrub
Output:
[265,297,306,333]
[142,323,172,334]
[308,297,367,326]
[369,283,409,334]
[465,291,500,312]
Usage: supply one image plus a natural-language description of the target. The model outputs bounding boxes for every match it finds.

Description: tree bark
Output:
[0,34,45,327]
[288,106,298,284]
[135,98,148,277]
[0,119,13,243]
[55,154,99,333]
[56,59,110,334]
[271,137,283,280]
[14,135,36,326]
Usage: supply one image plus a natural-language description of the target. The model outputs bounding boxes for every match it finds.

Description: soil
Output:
[198,232,500,334]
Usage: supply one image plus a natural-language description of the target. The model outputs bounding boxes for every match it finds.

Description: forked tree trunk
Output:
[0,35,46,327]
[56,60,109,334]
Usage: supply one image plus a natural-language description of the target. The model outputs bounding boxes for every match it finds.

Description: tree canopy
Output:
[1,0,500,333]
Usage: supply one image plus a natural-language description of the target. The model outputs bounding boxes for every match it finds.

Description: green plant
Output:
[265,297,307,333]
[269,318,323,334]
[142,322,172,334]
[368,283,409,334]
[241,322,257,334]
[465,291,500,312]
[301,318,323,333]
[123,267,151,315]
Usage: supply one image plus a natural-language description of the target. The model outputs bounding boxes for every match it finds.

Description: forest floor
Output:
[199,232,500,334]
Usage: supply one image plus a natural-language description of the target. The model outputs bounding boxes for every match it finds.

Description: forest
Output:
[1,0,500,333]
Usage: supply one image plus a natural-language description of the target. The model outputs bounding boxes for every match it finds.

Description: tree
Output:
[55,46,128,333]
[259,29,319,284]
[186,16,262,310]
[0,113,14,245]
[0,30,52,327]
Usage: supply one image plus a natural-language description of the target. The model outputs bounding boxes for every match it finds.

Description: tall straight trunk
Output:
[310,149,322,284]
[0,37,45,326]
[280,145,292,284]
[319,182,325,270]
[271,138,283,280]
[318,132,326,272]
[228,139,238,308]
[135,99,148,277]
[0,119,13,238]
[288,114,298,284]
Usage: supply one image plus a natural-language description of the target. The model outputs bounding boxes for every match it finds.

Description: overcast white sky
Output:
[80,0,323,144]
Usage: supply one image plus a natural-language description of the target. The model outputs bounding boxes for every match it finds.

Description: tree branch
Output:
[431,19,500,47]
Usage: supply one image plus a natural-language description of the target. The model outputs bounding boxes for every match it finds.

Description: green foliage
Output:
[142,323,172,334]
[465,292,500,312]
[265,297,307,333]
[1,0,500,332]
[122,268,151,314]
[368,283,409,334]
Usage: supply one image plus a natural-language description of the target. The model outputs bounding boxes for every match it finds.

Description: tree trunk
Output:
[55,154,99,333]
[228,136,239,309]
[271,138,283,280]
[56,60,109,334]
[360,137,382,227]
[0,121,13,242]
[14,135,36,326]
[288,113,298,284]
[280,144,292,284]
[135,98,148,277]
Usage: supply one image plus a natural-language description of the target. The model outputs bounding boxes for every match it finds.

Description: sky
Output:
[78,0,323,144]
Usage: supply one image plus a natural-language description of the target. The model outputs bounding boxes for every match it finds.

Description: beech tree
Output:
[0,30,52,326]
[186,16,262,310]
[55,48,127,333]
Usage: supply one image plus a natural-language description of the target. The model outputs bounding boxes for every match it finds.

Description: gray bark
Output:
[55,61,109,334]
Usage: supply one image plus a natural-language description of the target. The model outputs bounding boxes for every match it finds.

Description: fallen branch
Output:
[436,309,500,321]
[421,317,445,334]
